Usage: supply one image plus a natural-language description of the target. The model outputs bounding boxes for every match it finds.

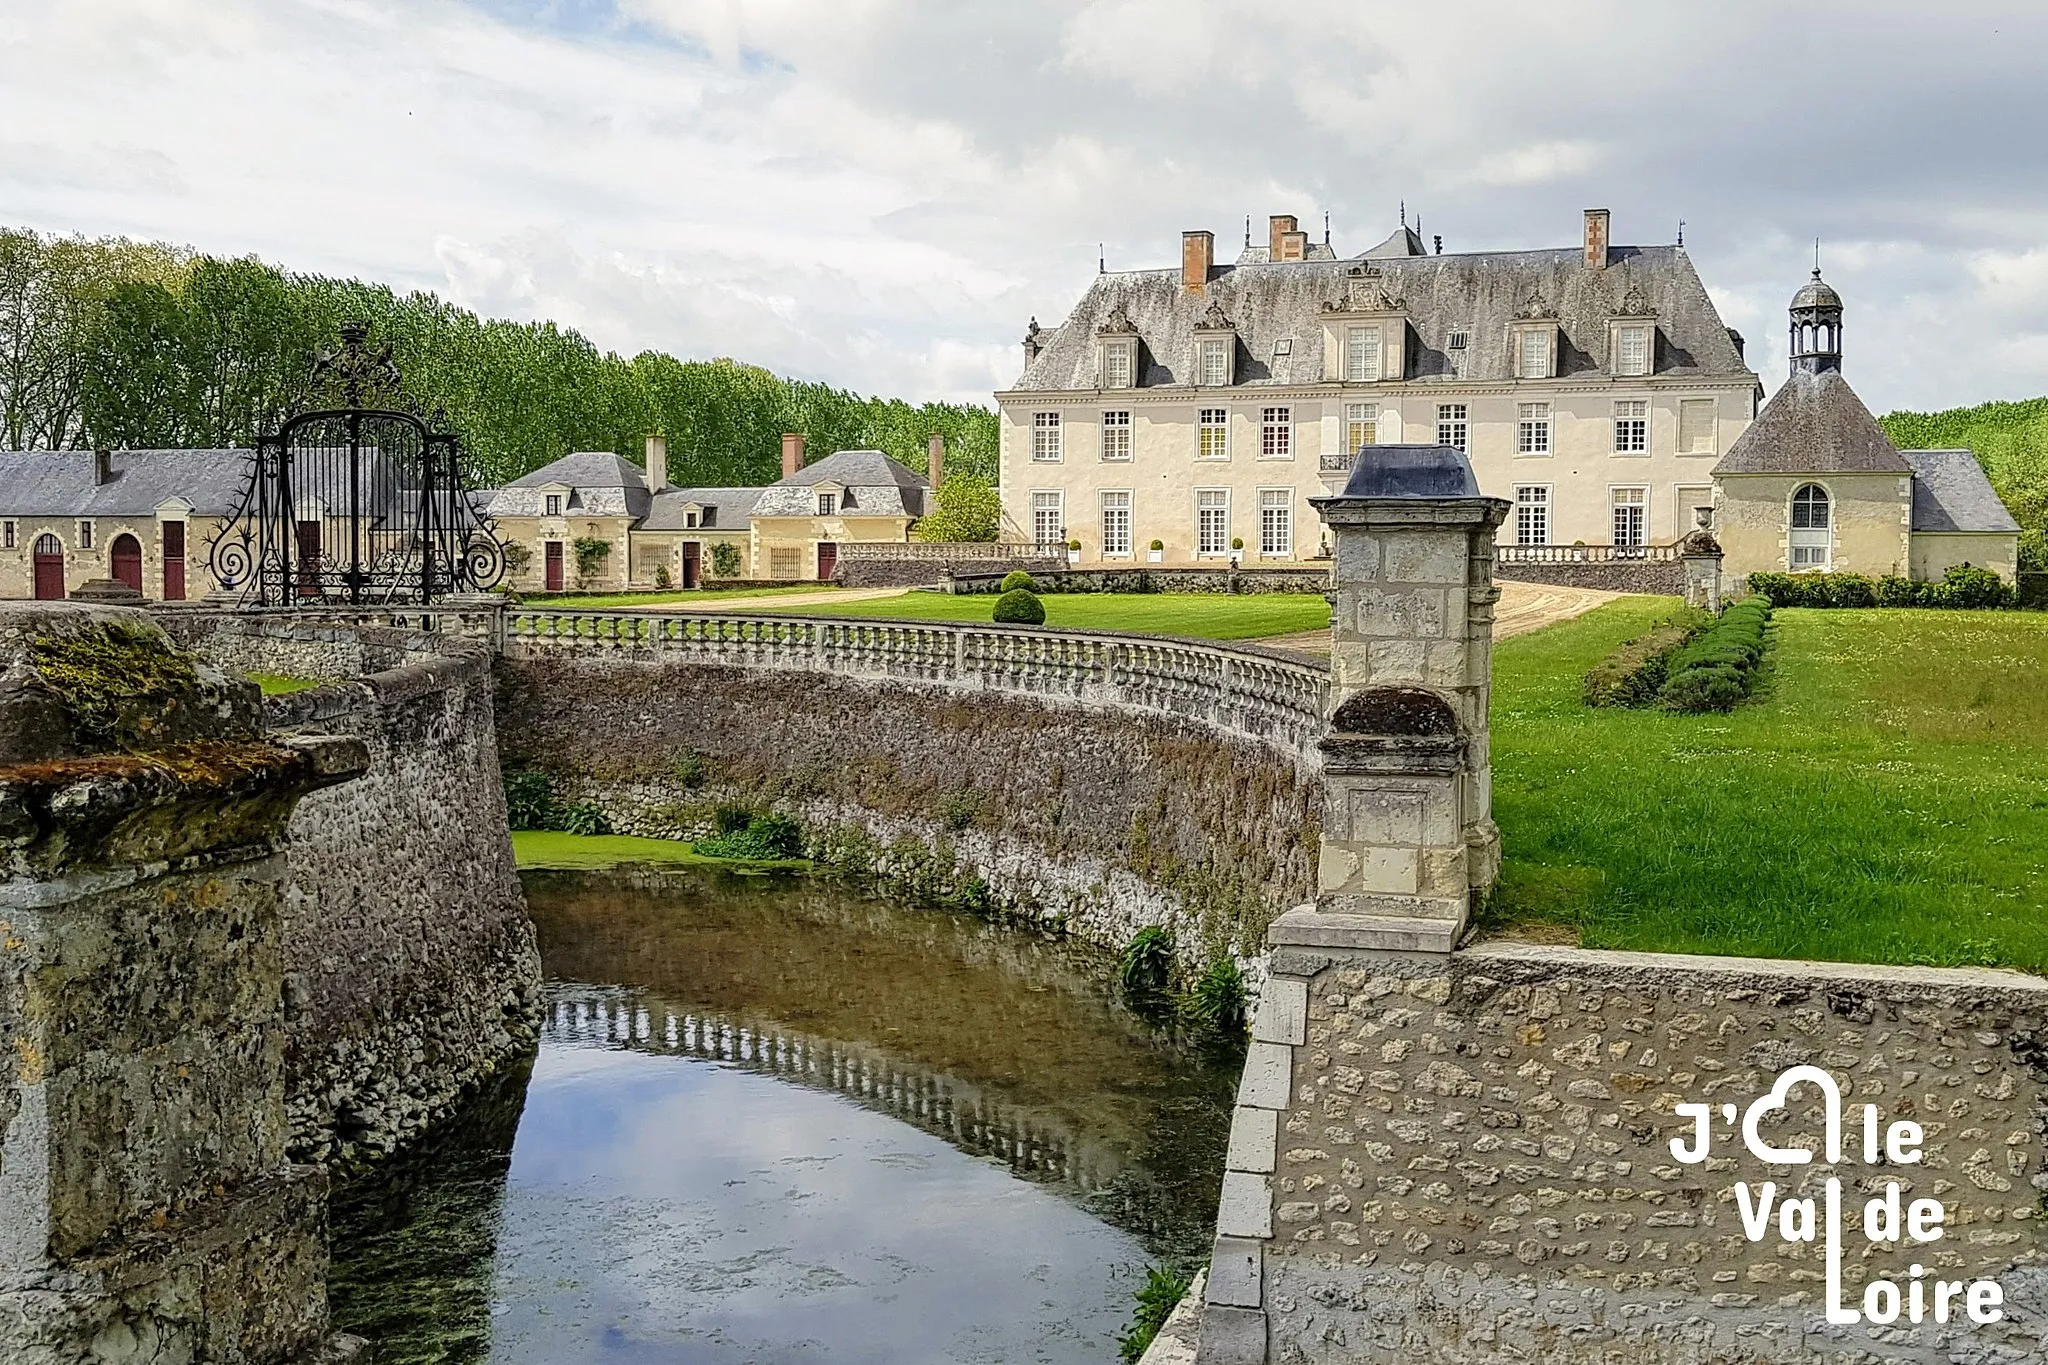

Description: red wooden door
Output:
[816,542,837,581]
[295,521,322,599]
[162,521,186,601]
[32,535,65,599]
[545,540,564,591]
[110,534,143,594]
[681,542,701,589]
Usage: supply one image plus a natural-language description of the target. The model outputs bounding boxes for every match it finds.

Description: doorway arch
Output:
[32,534,65,600]
[110,533,144,594]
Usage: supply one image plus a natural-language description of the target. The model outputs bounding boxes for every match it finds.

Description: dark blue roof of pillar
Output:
[1336,444,1482,499]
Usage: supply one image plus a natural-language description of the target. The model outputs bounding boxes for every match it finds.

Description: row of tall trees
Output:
[0,226,999,490]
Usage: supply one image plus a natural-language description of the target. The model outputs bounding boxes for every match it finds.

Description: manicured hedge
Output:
[1657,597,1771,712]
[1749,564,2016,610]
[992,587,1046,624]
[1581,612,1705,708]
[999,569,1037,593]
[2017,572,2047,610]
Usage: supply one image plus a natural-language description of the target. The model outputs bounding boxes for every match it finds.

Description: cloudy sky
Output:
[4,0,2045,413]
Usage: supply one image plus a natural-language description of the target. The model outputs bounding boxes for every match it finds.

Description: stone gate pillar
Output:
[1197,447,1507,1365]
[1270,444,1510,954]
[0,603,368,1364]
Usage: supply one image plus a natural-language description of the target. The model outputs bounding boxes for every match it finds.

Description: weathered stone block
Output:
[1217,1171,1275,1240]
[1253,978,1308,1046]
[1379,531,1468,586]
[1192,1304,1267,1365]
[1237,1042,1294,1110]
[1227,1105,1279,1174]
[1346,587,1446,641]
[1205,1237,1264,1308]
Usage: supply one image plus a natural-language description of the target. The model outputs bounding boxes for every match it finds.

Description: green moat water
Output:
[329,868,1236,1363]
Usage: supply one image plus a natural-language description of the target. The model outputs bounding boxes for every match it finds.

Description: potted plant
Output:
[1229,536,1244,567]
[1147,538,1164,564]
[1067,538,1082,565]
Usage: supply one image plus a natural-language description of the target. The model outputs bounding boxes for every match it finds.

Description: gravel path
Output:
[1256,580,1628,656]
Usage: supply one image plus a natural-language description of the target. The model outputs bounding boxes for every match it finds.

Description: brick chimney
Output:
[926,432,945,488]
[1268,215,1297,260]
[644,434,668,494]
[93,448,112,486]
[780,432,806,479]
[1584,208,1611,269]
[1182,230,1214,293]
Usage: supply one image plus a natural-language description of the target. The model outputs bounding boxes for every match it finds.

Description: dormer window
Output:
[817,492,838,516]
[1614,324,1652,377]
[1191,299,1236,387]
[1197,338,1231,386]
[545,494,562,517]
[1344,326,1381,383]
[1103,342,1134,389]
[1514,326,1554,380]
[685,510,700,529]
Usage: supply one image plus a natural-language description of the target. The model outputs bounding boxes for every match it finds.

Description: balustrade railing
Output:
[834,541,1055,562]
[1493,542,1680,565]
[502,607,1330,750]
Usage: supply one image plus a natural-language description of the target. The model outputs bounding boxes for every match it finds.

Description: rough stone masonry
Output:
[0,602,369,1364]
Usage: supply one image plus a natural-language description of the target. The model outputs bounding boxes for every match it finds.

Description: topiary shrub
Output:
[1581,610,1706,707]
[1659,664,1746,713]
[992,587,1046,624]
[1823,572,1876,607]
[1751,566,2014,610]
[1657,598,1772,712]
[999,569,1036,593]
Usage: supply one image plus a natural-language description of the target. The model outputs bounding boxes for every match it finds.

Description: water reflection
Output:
[330,868,1234,1364]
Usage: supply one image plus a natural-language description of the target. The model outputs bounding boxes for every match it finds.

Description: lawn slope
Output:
[1489,600,2048,971]
[756,591,1332,641]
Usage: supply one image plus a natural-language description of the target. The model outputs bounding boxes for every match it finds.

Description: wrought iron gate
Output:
[207,323,505,606]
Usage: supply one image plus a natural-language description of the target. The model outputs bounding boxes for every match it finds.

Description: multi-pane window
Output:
[1,521,13,549]
[1790,482,1831,570]
[1100,491,1132,556]
[816,492,837,515]
[1260,407,1292,458]
[1259,489,1292,557]
[1101,410,1132,461]
[1516,328,1552,379]
[1616,325,1651,376]
[1198,339,1231,386]
[1103,343,1134,390]
[1436,403,1468,451]
[1611,487,1648,546]
[1198,408,1229,460]
[78,520,93,550]
[1514,486,1551,546]
[1344,326,1380,383]
[1516,402,1552,454]
[1031,490,1064,546]
[1031,411,1063,462]
[1613,399,1648,453]
[1196,490,1230,555]
[1678,398,1716,454]
[544,494,561,516]
[1346,403,1378,454]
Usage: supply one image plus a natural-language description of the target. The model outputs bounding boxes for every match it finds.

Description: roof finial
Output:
[1098,242,1104,274]
[1245,215,1252,248]
[1677,219,1685,247]
[1399,199,1406,227]
[1323,210,1330,246]
[1814,237,1822,277]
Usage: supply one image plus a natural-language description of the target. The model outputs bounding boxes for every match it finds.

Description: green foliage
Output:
[1751,566,2017,610]
[1118,926,1175,1000]
[27,619,203,749]
[999,570,1036,593]
[991,587,1046,624]
[556,800,612,836]
[502,768,559,831]
[653,564,672,590]
[1149,539,1164,551]
[2021,573,2048,610]
[1118,1264,1194,1363]
[1581,610,1705,707]
[570,536,610,588]
[1883,397,2048,571]
[915,472,1002,543]
[695,811,805,861]
[709,541,743,578]
[0,224,999,486]
[1179,956,1247,1043]
[1656,598,1771,712]
[669,751,710,788]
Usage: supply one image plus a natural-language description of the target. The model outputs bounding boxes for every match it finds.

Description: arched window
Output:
[31,533,65,600]
[33,533,62,555]
[1789,483,1830,570]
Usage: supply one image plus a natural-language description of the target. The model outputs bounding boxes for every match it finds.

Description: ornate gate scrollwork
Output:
[207,322,506,606]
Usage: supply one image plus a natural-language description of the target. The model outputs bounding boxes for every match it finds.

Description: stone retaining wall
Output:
[949,566,1332,595]
[495,655,1320,967]
[165,614,543,1168]
[838,556,1063,588]
[1492,560,1685,594]
[1205,941,2048,1364]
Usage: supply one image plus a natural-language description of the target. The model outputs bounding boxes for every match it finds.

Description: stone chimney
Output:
[1268,214,1308,262]
[93,448,112,486]
[780,432,806,480]
[926,432,945,488]
[1182,230,1214,293]
[1584,207,1611,269]
[644,434,668,494]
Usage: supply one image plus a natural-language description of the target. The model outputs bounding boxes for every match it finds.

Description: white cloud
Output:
[2,0,2045,412]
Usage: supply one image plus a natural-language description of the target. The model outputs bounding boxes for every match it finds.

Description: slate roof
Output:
[1712,368,1913,476]
[0,448,250,515]
[490,450,652,519]
[640,487,764,532]
[1009,244,1750,392]
[751,449,928,518]
[1235,242,1342,264]
[1901,449,2020,534]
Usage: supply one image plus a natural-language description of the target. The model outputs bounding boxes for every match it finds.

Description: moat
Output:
[327,867,1237,1364]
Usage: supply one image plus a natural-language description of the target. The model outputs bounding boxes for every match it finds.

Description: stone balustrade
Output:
[834,541,1051,561]
[1493,541,1680,564]
[501,608,1332,751]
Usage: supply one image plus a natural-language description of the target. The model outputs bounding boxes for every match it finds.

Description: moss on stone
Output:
[28,620,208,751]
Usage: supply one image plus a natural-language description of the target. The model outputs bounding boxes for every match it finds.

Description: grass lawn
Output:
[521,585,825,608]
[510,829,807,872]
[250,673,323,695]
[1489,599,2048,972]
[758,591,1333,641]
